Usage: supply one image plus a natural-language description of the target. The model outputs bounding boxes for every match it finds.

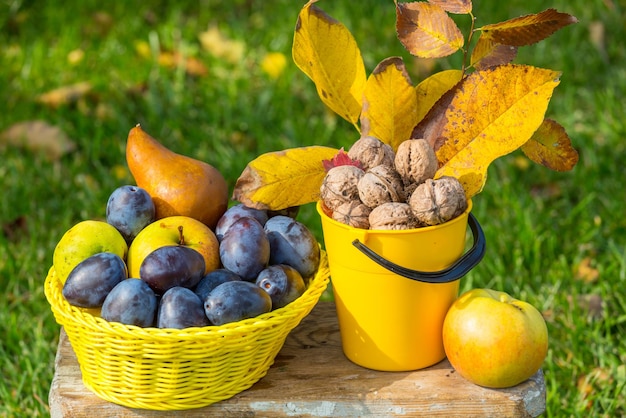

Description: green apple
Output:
[53,220,128,285]
[442,288,548,388]
[127,215,220,278]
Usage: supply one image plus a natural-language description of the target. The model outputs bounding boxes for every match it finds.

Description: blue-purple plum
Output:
[204,281,272,325]
[215,204,269,241]
[139,245,205,294]
[106,185,155,243]
[256,264,306,309]
[194,269,241,302]
[101,279,157,327]
[62,252,128,308]
[219,217,270,281]
[157,286,210,329]
[264,216,320,279]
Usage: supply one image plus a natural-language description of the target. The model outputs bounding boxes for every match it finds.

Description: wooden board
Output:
[49,301,546,417]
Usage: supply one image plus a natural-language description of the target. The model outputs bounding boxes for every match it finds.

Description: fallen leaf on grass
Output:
[261,52,288,79]
[577,366,616,409]
[158,51,208,77]
[2,216,28,242]
[37,82,92,108]
[567,293,604,320]
[199,26,245,64]
[0,120,76,160]
[575,257,599,283]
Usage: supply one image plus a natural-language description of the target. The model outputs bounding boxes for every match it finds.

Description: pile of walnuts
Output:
[320,136,468,230]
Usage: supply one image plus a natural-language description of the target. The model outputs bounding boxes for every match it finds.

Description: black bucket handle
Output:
[351,213,486,284]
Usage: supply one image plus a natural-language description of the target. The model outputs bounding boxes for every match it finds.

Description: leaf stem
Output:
[461,12,477,77]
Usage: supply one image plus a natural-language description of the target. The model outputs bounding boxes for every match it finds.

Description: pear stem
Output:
[178,225,185,246]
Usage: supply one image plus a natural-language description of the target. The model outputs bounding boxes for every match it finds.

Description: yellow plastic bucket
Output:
[317,200,485,371]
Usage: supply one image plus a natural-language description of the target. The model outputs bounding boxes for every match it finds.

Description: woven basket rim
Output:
[45,249,330,340]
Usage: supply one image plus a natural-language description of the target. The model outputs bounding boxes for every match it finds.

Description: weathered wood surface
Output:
[49,301,546,417]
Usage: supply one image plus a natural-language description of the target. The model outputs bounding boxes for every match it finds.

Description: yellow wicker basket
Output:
[45,250,330,411]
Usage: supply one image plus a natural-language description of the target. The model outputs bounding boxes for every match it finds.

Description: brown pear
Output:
[126,125,229,229]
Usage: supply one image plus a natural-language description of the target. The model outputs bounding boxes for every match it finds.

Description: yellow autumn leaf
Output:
[261,52,288,79]
[478,9,578,46]
[292,2,366,130]
[470,33,518,70]
[396,2,464,58]
[37,82,92,108]
[413,64,561,198]
[360,57,418,151]
[414,69,463,125]
[232,146,340,210]
[427,0,472,14]
[521,118,578,171]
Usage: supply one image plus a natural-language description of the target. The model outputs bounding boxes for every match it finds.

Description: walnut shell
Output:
[332,200,371,229]
[348,136,395,171]
[369,202,419,230]
[409,176,468,226]
[357,165,406,209]
[320,165,365,211]
[394,139,438,186]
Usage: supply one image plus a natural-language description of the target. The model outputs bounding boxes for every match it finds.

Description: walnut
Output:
[394,138,438,186]
[348,136,395,171]
[357,165,406,209]
[409,176,468,226]
[332,200,372,229]
[320,165,365,211]
[369,202,419,230]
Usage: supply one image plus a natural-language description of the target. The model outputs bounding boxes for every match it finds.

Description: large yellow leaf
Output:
[478,9,578,46]
[396,2,464,58]
[232,146,339,210]
[292,2,366,130]
[413,64,561,197]
[360,57,418,151]
[521,118,578,171]
[414,69,463,125]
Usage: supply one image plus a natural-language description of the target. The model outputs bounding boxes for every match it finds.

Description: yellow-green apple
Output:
[442,288,548,388]
[127,215,220,278]
[53,220,128,285]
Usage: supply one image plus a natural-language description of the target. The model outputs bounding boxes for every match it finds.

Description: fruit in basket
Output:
[127,215,219,278]
[62,252,128,308]
[215,203,269,241]
[53,220,128,285]
[126,125,229,229]
[106,185,155,243]
[157,286,210,328]
[101,279,158,327]
[194,269,242,302]
[264,216,320,278]
[442,288,549,388]
[139,245,206,294]
[219,216,270,280]
[204,281,272,325]
[256,264,305,309]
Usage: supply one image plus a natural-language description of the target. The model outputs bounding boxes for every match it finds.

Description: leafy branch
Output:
[233,0,579,210]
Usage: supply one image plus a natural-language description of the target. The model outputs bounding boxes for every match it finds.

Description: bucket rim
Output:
[316,200,473,235]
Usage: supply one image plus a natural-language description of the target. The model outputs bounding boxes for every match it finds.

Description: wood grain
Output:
[49,301,546,417]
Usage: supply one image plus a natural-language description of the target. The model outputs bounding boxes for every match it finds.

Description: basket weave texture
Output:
[45,250,330,411]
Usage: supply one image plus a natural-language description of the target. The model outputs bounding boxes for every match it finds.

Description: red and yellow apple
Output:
[127,215,220,278]
[442,288,548,388]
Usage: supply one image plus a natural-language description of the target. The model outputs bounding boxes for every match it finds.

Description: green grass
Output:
[1,0,625,416]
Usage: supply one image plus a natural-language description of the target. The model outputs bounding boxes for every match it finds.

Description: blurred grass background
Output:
[1,0,625,416]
